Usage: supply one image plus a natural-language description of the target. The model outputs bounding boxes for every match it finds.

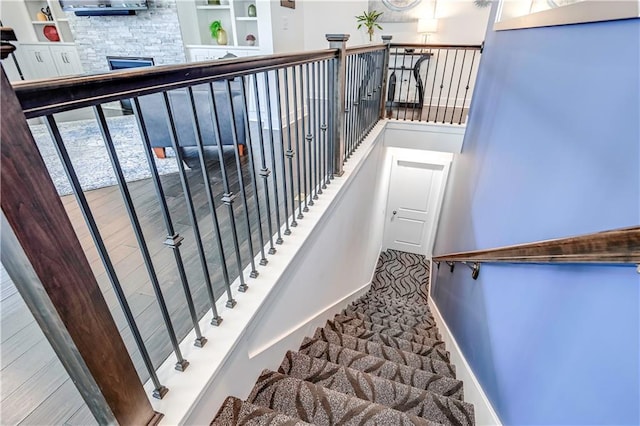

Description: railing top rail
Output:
[345,43,388,56]
[391,43,482,50]
[14,48,338,119]
[433,226,640,265]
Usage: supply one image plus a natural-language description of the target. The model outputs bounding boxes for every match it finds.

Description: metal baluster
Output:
[304,63,315,206]
[274,68,292,234]
[204,85,248,292]
[94,104,188,372]
[436,49,450,123]
[459,50,477,125]
[222,80,259,276]
[328,58,336,179]
[419,47,434,122]
[318,61,327,193]
[349,54,358,155]
[252,74,277,253]
[443,49,459,124]
[427,49,441,123]
[409,50,422,122]
[390,48,400,120]
[263,71,284,244]
[300,64,309,212]
[44,115,168,399]
[292,66,304,219]
[134,96,218,335]
[311,62,322,200]
[450,49,467,125]
[191,95,237,310]
[400,50,411,120]
[282,68,298,227]
[239,76,268,264]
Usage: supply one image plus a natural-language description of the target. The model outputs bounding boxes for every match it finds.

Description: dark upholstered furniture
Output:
[136,82,246,158]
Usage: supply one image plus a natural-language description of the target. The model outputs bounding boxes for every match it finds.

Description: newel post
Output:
[326,33,349,177]
[379,35,392,119]
[0,66,161,425]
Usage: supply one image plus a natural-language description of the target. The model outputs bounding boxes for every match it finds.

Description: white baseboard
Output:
[428,266,502,425]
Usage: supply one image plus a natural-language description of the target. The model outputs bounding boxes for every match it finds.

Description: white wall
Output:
[270,0,306,52]
[296,0,490,51]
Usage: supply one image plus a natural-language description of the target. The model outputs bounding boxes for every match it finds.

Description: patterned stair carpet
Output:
[211,249,475,425]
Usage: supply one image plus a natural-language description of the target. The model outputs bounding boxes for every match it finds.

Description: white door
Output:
[18,45,57,80]
[50,45,84,76]
[383,158,445,255]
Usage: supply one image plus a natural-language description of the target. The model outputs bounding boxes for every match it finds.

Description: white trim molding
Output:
[495,0,640,31]
[428,261,502,426]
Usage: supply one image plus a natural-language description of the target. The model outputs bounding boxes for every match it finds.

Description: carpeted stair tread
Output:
[281,349,464,400]
[333,313,440,339]
[334,321,444,349]
[278,351,475,425]
[247,370,439,426]
[344,306,436,328]
[352,293,432,316]
[309,328,455,375]
[360,291,431,310]
[337,311,439,334]
[318,322,450,363]
[211,396,312,425]
[298,338,459,388]
[347,301,436,323]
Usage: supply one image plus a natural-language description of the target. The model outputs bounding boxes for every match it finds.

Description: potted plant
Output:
[245,34,256,46]
[209,20,228,45]
[356,10,383,42]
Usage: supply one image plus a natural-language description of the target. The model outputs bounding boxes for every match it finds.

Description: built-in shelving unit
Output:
[176,0,267,62]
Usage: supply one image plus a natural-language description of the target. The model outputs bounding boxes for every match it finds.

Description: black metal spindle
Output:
[94,104,188,372]
[222,80,259,276]
[304,63,315,207]
[311,61,319,200]
[435,49,450,123]
[459,50,477,125]
[203,86,248,292]
[328,58,336,179]
[291,65,304,219]
[419,47,434,122]
[252,74,277,253]
[320,60,327,191]
[350,54,359,155]
[274,68,292,235]
[44,115,168,399]
[134,96,217,335]
[263,71,284,244]
[300,64,309,212]
[239,76,268,264]
[443,49,459,123]
[282,67,298,227]
[450,49,467,125]
[427,48,441,123]
[190,99,237,310]
[343,55,352,160]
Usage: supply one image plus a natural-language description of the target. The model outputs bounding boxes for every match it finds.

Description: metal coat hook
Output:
[446,261,455,273]
[462,261,481,280]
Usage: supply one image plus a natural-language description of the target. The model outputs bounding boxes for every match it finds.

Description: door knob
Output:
[392,210,397,216]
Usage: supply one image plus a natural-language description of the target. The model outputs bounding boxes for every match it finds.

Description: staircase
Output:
[211,250,475,425]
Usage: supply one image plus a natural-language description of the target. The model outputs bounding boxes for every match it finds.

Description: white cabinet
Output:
[50,44,83,75]
[187,46,256,62]
[18,43,57,79]
[17,43,83,80]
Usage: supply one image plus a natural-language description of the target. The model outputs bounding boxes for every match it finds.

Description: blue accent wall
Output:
[432,12,640,426]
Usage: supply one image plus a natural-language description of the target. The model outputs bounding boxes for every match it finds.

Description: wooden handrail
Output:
[433,226,640,265]
[13,48,338,119]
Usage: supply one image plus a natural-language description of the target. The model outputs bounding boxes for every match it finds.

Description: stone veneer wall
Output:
[66,0,186,73]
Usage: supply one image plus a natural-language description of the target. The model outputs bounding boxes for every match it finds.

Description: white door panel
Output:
[383,157,446,255]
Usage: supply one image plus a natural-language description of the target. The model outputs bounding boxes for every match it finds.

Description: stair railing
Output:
[433,226,640,280]
[0,33,390,424]
[385,43,482,124]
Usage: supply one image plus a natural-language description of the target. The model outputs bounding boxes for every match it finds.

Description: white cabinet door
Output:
[50,45,83,76]
[18,44,57,80]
